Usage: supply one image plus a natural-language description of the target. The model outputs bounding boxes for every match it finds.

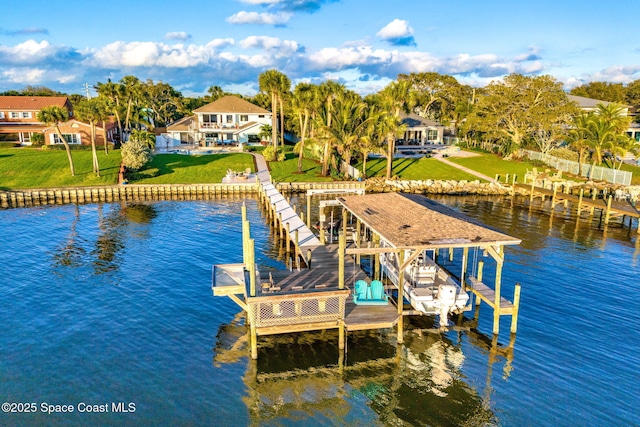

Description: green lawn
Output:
[447,150,539,182]
[356,157,482,181]
[130,153,255,184]
[0,148,121,189]
[619,162,640,186]
[268,153,335,182]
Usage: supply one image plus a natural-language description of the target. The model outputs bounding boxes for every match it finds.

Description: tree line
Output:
[4,71,640,178]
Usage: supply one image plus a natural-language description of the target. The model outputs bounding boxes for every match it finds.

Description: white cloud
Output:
[377,19,414,40]
[88,39,236,68]
[226,11,292,25]
[239,36,300,55]
[0,39,58,64]
[3,67,46,84]
[165,32,191,41]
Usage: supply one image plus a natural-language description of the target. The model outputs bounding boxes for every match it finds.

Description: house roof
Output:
[43,119,113,132]
[337,193,521,249]
[567,94,631,110]
[399,112,443,129]
[0,96,70,110]
[193,95,270,114]
[166,115,197,132]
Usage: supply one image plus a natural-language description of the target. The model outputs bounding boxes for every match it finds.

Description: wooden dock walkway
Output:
[514,183,640,231]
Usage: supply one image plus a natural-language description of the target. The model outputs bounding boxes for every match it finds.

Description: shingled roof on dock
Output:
[337,193,521,249]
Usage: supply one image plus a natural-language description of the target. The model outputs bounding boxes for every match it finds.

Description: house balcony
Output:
[200,123,239,131]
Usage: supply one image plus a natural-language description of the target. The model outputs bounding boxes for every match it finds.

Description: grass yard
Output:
[356,157,482,181]
[129,153,255,184]
[268,153,335,182]
[0,148,121,189]
[447,150,538,182]
[618,162,640,186]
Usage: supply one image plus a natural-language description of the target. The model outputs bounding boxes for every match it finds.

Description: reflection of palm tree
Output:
[52,204,85,269]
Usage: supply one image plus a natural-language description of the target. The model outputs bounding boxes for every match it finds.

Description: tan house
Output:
[43,119,116,147]
[0,96,73,144]
[166,95,272,147]
[0,95,115,146]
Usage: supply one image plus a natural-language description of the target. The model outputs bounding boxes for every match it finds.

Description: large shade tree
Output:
[465,74,576,156]
[37,106,74,176]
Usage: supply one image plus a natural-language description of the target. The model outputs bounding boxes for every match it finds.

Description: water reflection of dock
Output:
[212,315,505,426]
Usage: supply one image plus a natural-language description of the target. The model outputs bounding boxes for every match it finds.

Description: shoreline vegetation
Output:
[1,147,639,192]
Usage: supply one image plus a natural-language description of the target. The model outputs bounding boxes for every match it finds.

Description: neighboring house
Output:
[43,119,116,147]
[0,96,73,144]
[568,94,640,141]
[0,95,114,146]
[166,95,272,147]
[397,112,446,145]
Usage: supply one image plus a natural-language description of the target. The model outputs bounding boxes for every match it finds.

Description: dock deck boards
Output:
[467,277,514,312]
[258,245,367,295]
[344,301,400,331]
[261,182,320,248]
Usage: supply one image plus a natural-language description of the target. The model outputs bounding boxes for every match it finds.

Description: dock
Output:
[514,182,640,233]
[212,190,523,359]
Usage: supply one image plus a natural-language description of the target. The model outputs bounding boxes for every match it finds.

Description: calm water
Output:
[0,196,638,426]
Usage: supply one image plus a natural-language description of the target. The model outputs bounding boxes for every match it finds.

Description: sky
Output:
[1,0,640,97]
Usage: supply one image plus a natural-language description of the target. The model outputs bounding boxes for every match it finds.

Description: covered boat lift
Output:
[336,192,522,337]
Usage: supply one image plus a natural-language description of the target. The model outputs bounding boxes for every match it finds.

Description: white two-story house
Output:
[166,95,272,147]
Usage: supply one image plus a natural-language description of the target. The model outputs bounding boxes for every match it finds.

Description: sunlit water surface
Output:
[0,196,638,426]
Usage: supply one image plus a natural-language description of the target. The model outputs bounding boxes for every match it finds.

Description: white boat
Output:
[380,249,469,327]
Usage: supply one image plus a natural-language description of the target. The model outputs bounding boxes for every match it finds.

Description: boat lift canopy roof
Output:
[337,193,521,250]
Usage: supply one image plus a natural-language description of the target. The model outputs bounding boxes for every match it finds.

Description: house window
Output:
[52,133,80,144]
[10,112,20,118]
[22,112,32,118]
[0,112,4,119]
[258,115,265,118]
[427,130,438,141]
[226,115,233,123]
[240,115,248,122]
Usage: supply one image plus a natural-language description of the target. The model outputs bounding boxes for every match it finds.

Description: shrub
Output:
[121,140,152,171]
[263,146,285,162]
[30,133,44,146]
[0,142,20,148]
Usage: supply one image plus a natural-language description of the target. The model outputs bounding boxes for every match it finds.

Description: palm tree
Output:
[378,80,413,178]
[75,98,109,176]
[321,97,371,178]
[259,70,285,153]
[291,83,316,173]
[95,79,123,139]
[568,113,593,176]
[37,106,74,176]
[120,75,143,135]
[130,129,156,149]
[258,124,272,143]
[359,105,388,178]
[317,80,346,176]
[277,74,292,151]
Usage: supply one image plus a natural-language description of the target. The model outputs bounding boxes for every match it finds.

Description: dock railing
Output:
[248,290,350,331]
